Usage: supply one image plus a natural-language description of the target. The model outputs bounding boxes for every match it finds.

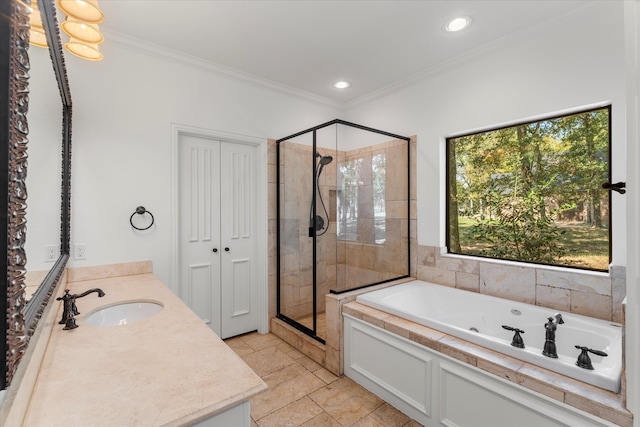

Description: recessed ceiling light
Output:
[445,16,472,32]
[333,81,351,89]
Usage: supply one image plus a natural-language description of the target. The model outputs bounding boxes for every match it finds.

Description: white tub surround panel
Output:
[343,302,632,427]
[24,272,267,426]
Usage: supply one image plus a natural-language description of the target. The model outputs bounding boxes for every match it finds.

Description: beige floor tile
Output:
[225,336,256,356]
[242,332,286,351]
[369,403,410,426]
[256,397,323,427]
[313,367,339,384]
[349,415,386,427]
[242,346,296,377]
[297,355,322,372]
[251,364,326,420]
[300,412,342,427]
[230,333,423,426]
[284,348,308,360]
[308,377,384,425]
[402,421,424,427]
[275,341,297,354]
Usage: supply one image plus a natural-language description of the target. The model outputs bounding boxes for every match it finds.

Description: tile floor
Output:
[225,332,423,427]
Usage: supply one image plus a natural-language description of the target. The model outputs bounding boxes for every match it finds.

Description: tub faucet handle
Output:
[502,325,525,348]
[575,345,608,370]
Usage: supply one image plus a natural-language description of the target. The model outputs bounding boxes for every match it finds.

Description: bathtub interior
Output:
[356,280,622,392]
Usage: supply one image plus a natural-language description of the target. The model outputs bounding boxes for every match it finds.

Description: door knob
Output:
[212,248,218,253]
[225,247,230,252]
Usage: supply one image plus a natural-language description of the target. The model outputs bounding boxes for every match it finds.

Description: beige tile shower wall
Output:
[280,142,312,319]
[337,138,414,290]
[268,139,277,321]
[416,244,626,323]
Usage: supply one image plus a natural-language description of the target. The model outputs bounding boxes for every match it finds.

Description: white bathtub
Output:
[356,280,622,392]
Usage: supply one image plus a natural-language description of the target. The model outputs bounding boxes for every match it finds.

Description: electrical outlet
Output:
[74,243,87,260]
[45,244,59,262]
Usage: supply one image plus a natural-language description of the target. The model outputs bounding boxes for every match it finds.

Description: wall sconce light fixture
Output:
[28,0,48,48]
[57,0,105,61]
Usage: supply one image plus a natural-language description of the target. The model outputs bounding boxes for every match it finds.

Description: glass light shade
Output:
[61,17,104,43]
[29,26,48,48]
[65,38,103,61]
[28,2,48,48]
[28,4,44,28]
[57,0,104,24]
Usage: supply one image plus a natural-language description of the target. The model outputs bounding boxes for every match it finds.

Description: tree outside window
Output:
[447,106,611,271]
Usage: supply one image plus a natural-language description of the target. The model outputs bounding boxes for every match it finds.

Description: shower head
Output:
[319,155,333,166]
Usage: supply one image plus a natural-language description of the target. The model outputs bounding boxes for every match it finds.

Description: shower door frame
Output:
[276,119,411,343]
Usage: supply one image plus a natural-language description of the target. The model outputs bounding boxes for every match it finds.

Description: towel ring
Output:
[130,206,155,231]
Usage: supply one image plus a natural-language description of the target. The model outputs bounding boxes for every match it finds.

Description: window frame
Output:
[445,105,612,272]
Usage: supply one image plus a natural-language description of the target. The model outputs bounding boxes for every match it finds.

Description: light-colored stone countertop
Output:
[23,273,267,426]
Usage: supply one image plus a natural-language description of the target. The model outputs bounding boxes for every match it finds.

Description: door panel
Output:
[187,262,213,325]
[179,135,221,334]
[220,142,258,338]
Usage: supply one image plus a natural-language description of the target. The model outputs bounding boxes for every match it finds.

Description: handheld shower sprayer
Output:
[316,152,333,175]
[310,152,334,236]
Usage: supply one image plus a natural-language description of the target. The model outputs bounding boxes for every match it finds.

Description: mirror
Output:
[1,0,71,390]
[24,22,63,300]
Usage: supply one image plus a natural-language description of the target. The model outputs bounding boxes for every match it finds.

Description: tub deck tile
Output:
[475,352,526,384]
[384,315,446,350]
[565,391,631,426]
[436,335,479,367]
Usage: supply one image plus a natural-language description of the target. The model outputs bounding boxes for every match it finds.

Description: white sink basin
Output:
[84,301,163,326]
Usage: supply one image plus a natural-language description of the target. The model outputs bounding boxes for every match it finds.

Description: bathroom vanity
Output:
[19,264,267,426]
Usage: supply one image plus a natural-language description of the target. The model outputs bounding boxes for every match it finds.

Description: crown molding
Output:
[345,1,604,109]
[101,28,345,110]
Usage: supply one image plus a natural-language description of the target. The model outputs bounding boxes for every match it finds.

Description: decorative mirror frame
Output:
[1,0,72,390]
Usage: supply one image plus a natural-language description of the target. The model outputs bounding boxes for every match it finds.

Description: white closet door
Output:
[179,134,222,334]
[179,134,258,339]
[219,141,258,338]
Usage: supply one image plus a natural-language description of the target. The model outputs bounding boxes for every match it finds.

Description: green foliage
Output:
[448,106,610,270]
[471,187,566,264]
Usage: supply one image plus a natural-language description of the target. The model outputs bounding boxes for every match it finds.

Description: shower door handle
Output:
[225,247,230,252]
[212,248,218,253]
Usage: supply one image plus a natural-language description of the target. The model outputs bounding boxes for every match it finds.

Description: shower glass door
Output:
[277,120,410,344]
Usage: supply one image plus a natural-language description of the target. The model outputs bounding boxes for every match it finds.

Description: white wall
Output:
[624,0,640,423]
[345,2,627,265]
[65,41,341,287]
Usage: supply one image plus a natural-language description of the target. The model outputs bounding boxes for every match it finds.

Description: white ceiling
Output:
[97,1,596,106]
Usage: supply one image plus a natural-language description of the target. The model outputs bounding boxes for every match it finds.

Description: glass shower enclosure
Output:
[276,120,411,343]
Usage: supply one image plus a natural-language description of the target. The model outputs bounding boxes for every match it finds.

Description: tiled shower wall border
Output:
[416,246,626,323]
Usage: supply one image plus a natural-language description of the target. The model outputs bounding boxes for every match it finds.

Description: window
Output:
[446,106,611,271]
[338,153,386,243]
